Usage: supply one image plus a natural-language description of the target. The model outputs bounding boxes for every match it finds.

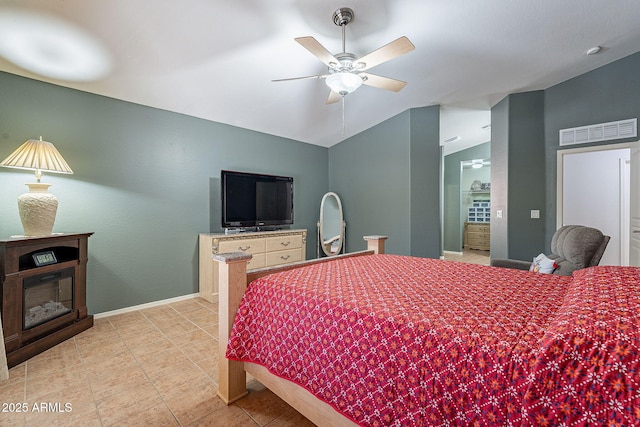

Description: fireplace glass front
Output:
[23,267,74,330]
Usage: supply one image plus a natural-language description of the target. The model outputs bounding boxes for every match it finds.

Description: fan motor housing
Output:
[330,52,359,73]
[332,8,354,26]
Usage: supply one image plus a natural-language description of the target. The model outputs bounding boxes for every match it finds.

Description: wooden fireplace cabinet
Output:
[0,232,93,367]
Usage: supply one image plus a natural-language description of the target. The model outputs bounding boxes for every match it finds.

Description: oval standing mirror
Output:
[318,192,345,257]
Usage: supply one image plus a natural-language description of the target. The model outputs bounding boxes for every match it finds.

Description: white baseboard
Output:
[443,250,463,256]
[94,293,199,319]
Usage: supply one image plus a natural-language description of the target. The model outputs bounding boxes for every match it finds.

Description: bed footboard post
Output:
[363,235,388,254]
[213,252,252,404]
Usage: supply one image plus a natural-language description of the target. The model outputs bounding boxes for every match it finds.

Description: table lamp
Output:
[0,137,73,236]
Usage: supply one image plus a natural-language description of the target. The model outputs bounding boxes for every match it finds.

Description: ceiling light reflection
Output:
[0,9,111,82]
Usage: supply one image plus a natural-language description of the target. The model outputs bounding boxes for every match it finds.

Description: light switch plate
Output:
[531,209,540,219]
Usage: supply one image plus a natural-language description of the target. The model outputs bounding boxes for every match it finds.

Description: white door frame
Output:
[630,144,640,266]
[557,141,639,264]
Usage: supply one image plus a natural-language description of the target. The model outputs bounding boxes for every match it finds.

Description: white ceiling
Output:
[1,0,639,148]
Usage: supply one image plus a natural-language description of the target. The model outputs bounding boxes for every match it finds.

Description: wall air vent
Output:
[559,118,637,146]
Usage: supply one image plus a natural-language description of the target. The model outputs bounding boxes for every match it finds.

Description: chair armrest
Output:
[490,258,531,270]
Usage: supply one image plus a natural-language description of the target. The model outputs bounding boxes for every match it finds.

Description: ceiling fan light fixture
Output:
[325,72,363,96]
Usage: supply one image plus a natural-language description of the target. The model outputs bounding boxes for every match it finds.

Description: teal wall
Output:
[491,91,545,260]
[491,51,640,259]
[490,98,509,259]
[0,72,328,314]
[443,142,491,252]
[328,111,411,255]
[409,107,441,258]
[507,91,546,260]
[328,106,441,257]
[543,52,640,248]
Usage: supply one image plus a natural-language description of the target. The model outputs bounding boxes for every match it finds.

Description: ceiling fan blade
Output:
[355,36,415,71]
[272,74,327,82]
[295,36,339,67]
[360,73,407,92]
[326,90,341,104]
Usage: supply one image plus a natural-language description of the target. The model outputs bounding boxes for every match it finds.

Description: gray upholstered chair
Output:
[490,225,610,276]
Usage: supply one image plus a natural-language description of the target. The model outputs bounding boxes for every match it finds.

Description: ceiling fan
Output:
[273,7,415,104]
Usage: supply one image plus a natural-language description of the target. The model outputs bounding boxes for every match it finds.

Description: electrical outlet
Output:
[496,210,503,219]
[531,209,540,219]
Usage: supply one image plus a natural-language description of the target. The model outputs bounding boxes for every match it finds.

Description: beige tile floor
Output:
[443,248,490,265]
[0,298,314,427]
[0,250,488,427]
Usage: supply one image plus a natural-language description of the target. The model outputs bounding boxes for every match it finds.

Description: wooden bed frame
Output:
[213,235,387,427]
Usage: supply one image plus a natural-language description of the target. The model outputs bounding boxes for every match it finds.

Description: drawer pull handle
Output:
[280,241,291,247]
[280,255,291,260]
[238,246,250,251]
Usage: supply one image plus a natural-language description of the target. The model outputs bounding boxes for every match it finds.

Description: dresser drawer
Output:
[217,238,266,255]
[246,253,266,270]
[468,232,490,240]
[266,234,303,252]
[266,248,303,267]
[467,235,490,245]
[466,224,490,233]
[200,229,307,303]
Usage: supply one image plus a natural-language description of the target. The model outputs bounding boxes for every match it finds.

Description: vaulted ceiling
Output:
[1,0,639,148]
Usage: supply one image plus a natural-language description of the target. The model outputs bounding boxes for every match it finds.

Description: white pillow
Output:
[530,253,558,274]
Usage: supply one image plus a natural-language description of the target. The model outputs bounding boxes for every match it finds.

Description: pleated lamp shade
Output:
[0,137,73,179]
[0,137,73,236]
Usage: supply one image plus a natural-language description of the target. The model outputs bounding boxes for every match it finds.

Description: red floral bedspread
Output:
[226,255,640,426]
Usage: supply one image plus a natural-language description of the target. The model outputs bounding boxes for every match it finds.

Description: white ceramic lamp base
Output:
[17,183,59,236]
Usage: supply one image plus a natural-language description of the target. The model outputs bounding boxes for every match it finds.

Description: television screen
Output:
[221,170,293,228]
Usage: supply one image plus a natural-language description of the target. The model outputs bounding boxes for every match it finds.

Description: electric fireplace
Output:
[0,233,93,368]
[23,267,74,330]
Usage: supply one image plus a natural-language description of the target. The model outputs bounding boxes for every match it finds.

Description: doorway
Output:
[557,142,638,266]
[440,106,491,256]
[442,145,491,254]
[460,159,491,251]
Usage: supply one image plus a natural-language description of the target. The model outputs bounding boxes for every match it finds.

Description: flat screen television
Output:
[221,170,294,228]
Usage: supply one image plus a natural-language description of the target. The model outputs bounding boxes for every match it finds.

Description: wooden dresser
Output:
[463,222,490,251]
[199,229,306,303]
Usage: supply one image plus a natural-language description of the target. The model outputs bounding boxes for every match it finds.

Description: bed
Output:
[214,236,640,426]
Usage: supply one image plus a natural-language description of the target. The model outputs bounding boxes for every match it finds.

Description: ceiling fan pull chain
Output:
[342,96,346,137]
